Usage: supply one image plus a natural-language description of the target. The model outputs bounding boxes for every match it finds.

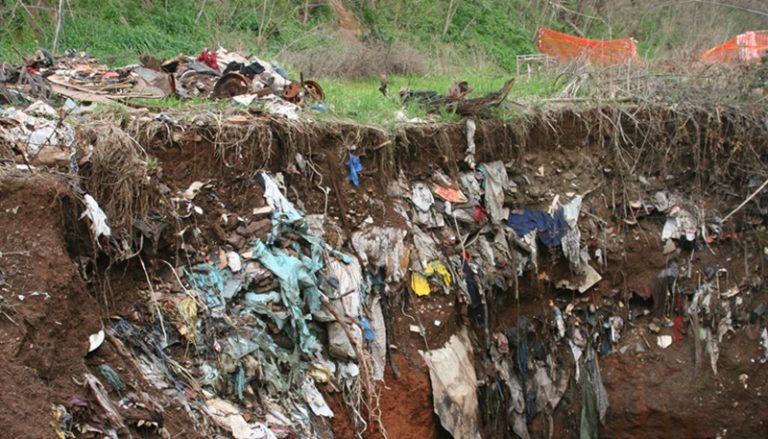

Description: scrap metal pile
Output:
[397,78,515,117]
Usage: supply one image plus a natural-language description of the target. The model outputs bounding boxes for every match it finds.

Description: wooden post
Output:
[52,0,65,54]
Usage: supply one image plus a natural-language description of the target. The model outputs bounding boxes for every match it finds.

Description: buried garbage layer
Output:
[2,104,768,439]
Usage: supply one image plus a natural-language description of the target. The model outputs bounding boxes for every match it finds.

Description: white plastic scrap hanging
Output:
[260,172,300,220]
[80,194,111,244]
[420,328,482,439]
[301,378,334,417]
[351,225,409,283]
[464,118,476,168]
[661,206,698,241]
[560,195,583,268]
[478,161,509,223]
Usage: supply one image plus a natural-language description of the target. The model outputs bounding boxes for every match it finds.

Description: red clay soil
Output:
[329,353,438,439]
[600,323,768,438]
[326,391,357,439]
[0,176,201,439]
[0,176,99,439]
[389,292,462,363]
[376,354,438,439]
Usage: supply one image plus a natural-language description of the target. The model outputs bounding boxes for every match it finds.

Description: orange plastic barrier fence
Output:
[535,27,639,66]
[701,31,768,63]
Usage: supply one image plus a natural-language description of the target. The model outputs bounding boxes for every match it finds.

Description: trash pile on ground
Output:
[0,99,79,166]
[61,114,751,438]
[0,48,325,119]
[42,128,619,437]
[378,152,613,438]
[398,78,515,117]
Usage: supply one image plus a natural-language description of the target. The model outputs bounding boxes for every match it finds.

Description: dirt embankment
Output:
[0,176,95,439]
[2,104,768,438]
[0,176,201,439]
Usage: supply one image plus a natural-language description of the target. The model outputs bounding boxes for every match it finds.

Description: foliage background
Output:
[0,0,766,76]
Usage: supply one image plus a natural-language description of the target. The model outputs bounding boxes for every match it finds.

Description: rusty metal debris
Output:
[379,74,389,97]
[282,81,302,100]
[450,78,515,116]
[302,79,325,103]
[212,72,250,99]
[400,78,515,116]
[448,80,472,99]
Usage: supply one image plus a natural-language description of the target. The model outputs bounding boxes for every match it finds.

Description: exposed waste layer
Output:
[1,104,768,439]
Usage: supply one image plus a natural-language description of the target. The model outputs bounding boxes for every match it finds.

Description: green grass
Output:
[3,0,766,73]
[322,74,515,124]
[0,0,332,66]
[7,1,761,128]
[315,71,569,125]
[116,72,561,127]
[358,0,536,71]
[0,0,543,72]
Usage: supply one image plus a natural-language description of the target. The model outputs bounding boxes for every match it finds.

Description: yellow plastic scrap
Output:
[411,272,431,296]
[176,296,198,342]
[50,405,68,439]
[425,260,452,286]
[307,363,332,383]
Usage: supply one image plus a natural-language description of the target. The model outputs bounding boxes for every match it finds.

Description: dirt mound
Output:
[376,354,439,439]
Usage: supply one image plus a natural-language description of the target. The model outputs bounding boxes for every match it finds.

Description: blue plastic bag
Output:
[347,154,363,188]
